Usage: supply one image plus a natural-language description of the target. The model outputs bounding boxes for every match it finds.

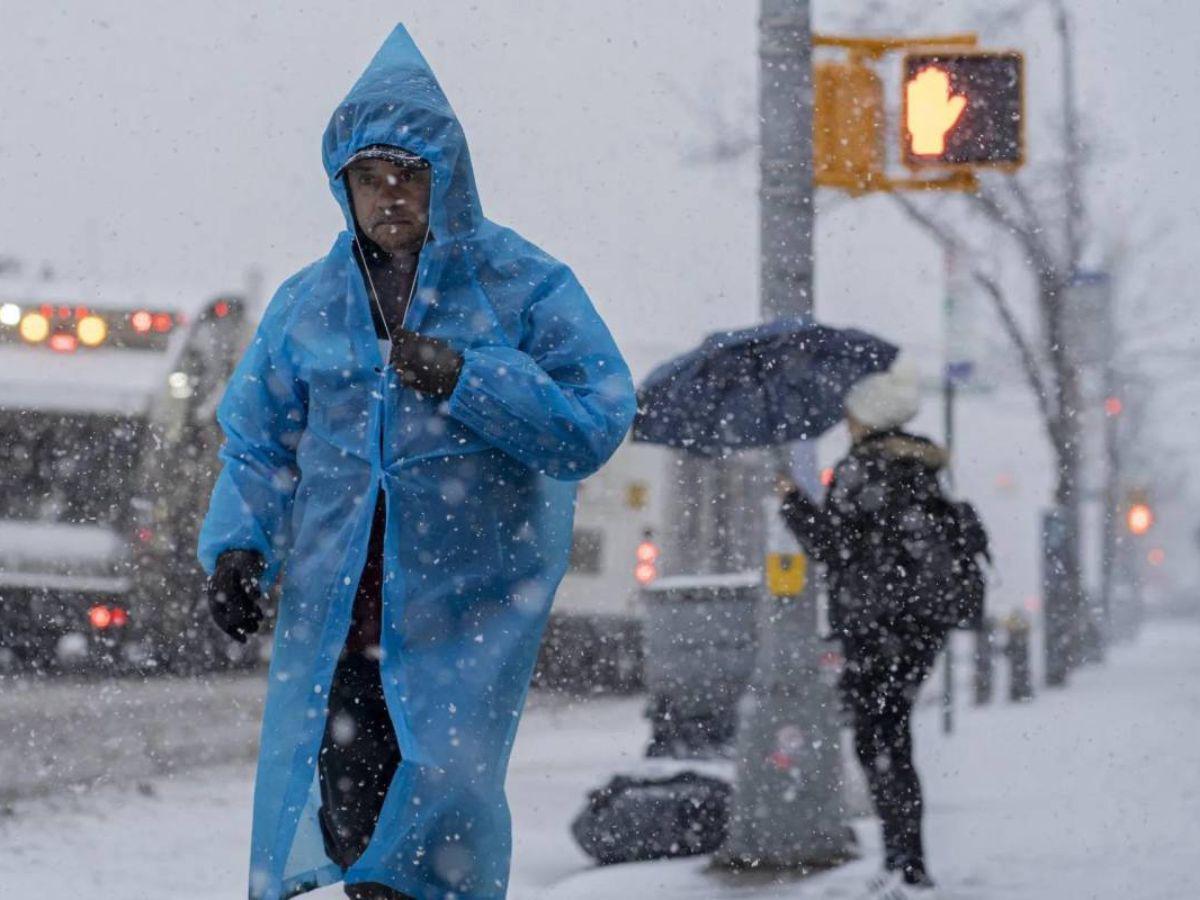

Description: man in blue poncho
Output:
[199,24,635,900]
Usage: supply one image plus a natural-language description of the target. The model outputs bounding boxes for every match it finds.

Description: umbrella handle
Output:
[769,444,797,491]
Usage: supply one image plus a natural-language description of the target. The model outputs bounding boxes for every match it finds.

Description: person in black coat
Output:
[777,357,949,892]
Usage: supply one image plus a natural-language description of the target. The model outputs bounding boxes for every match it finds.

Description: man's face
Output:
[345,157,432,255]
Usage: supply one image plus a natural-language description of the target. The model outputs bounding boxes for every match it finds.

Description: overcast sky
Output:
[0,3,1195,406]
[3,1,1196,352]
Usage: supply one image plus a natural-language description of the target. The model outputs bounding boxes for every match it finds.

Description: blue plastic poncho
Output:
[198,24,635,900]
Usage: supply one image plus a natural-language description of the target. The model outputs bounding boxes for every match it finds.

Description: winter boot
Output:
[859,869,940,900]
[859,871,904,900]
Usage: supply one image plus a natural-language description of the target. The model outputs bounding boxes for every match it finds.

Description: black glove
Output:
[390,329,463,398]
[206,550,266,643]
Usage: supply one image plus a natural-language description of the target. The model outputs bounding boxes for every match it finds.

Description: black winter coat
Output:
[780,430,954,639]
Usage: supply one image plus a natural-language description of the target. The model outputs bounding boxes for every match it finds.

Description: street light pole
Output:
[717,0,852,869]
[758,0,814,322]
[1051,0,1085,272]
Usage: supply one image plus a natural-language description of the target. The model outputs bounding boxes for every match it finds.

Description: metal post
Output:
[1052,0,1085,272]
[1004,613,1034,702]
[1096,277,1117,648]
[973,619,995,706]
[1042,506,1074,687]
[941,370,956,734]
[940,245,962,733]
[717,0,853,869]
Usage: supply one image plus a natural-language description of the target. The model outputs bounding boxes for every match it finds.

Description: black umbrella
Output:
[632,318,898,457]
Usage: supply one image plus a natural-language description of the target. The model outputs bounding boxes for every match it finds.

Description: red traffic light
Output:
[635,539,660,586]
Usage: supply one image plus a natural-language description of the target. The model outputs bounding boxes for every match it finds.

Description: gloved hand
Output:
[206,550,266,642]
[390,329,463,398]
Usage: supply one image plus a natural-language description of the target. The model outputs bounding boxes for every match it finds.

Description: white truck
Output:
[0,280,678,683]
[0,274,250,670]
[532,342,680,692]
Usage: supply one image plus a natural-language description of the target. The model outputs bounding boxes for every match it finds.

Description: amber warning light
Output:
[1127,503,1153,536]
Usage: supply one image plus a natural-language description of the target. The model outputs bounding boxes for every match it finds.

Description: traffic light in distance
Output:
[635,531,660,586]
[1126,502,1153,536]
[902,51,1024,169]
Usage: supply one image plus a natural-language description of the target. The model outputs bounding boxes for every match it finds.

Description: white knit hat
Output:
[844,353,920,431]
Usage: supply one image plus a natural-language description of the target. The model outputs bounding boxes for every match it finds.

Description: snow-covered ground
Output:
[2,621,1198,899]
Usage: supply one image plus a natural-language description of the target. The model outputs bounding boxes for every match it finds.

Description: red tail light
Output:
[48,333,79,353]
[635,539,660,586]
[89,605,113,629]
[110,607,128,627]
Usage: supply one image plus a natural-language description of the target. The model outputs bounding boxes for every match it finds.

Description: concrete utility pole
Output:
[717,0,852,869]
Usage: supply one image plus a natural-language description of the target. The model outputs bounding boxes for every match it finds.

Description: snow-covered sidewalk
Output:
[2,622,1198,899]
[557,621,1200,900]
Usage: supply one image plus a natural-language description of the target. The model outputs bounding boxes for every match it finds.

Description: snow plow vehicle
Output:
[0,276,258,671]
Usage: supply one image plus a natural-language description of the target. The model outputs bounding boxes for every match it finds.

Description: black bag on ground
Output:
[570,771,731,864]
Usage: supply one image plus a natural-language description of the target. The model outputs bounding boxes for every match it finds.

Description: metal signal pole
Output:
[717,0,852,870]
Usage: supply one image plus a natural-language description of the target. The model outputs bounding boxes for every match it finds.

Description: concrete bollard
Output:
[1004,613,1034,702]
[973,617,996,706]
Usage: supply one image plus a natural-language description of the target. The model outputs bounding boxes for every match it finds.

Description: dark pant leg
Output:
[318,652,402,872]
[856,690,923,877]
[843,632,942,881]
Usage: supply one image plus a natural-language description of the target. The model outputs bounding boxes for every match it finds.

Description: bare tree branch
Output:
[976,0,1040,35]
[969,182,1063,279]
[891,193,1057,436]
[1005,177,1052,253]
[655,72,756,166]
[970,268,1059,437]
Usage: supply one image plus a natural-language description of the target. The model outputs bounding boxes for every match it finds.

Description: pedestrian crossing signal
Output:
[902,51,1024,170]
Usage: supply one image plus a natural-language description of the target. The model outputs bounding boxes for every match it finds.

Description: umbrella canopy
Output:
[632,318,898,457]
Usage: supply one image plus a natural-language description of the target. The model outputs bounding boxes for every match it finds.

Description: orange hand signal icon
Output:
[906,66,968,156]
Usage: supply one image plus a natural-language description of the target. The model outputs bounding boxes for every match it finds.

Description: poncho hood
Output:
[322,24,482,239]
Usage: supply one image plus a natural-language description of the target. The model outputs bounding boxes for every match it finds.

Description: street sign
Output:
[902,51,1025,170]
[945,360,975,384]
[765,552,808,597]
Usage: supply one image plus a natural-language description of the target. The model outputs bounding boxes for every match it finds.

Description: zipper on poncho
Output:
[362,213,432,685]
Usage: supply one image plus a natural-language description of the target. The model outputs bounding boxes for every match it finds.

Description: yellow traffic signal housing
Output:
[811,33,995,194]
[814,60,885,194]
[766,552,808,597]
[902,50,1025,170]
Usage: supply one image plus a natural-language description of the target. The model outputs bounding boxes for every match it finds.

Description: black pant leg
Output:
[844,634,941,880]
[869,690,923,877]
[318,652,402,871]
